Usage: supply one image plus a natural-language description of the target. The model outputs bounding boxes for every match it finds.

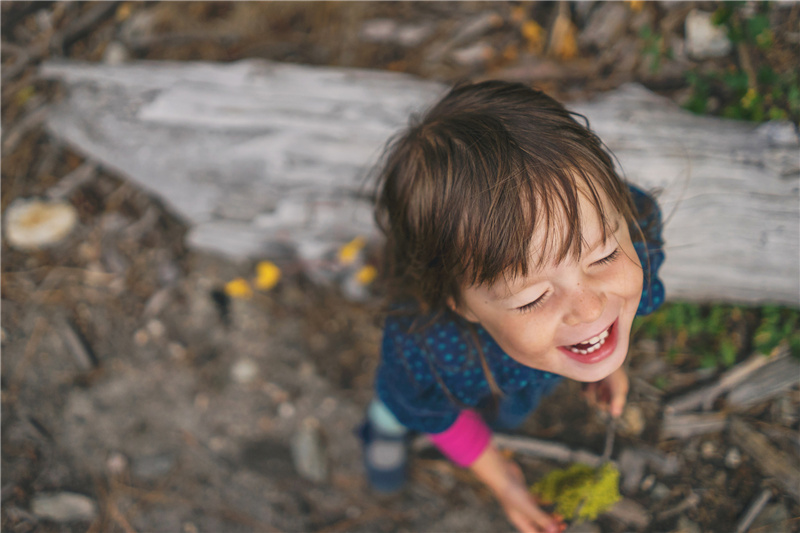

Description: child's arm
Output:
[428,411,562,533]
[470,443,561,533]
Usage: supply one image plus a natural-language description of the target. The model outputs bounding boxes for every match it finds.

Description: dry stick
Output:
[6,316,48,404]
[107,498,137,533]
[655,491,701,522]
[665,349,781,414]
[1,2,118,81]
[660,412,728,440]
[729,417,800,502]
[2,102,49,153]
[735,488,773,533]
[45,161,98,200]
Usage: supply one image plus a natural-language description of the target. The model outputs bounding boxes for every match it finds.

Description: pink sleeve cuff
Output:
[427,410,492,467]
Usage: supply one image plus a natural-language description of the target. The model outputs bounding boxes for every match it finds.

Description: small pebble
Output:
[133,329,149,346]
[132,454,175,480]
[209,437,226,452]
[106,452,128,476]
[651,483,671,501]
[725,447,742,469]
[146,319,166,339]
[103,41,130,65]
[676,515,702,533]
[291,417,328,483]
[640,473,656,492]
[31,492,98,522]
[168,342,187,361]
[194,393,210,411]
[278,402,296,419]
[231,359,259,384]
[701,441,716,459]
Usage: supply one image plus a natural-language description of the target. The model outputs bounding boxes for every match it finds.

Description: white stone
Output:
[103,41,129,66]
[4,198,78,250]
[685,10,732,59]
[725,447,742,469]
[31,492,97,522]
[231,358,259,384]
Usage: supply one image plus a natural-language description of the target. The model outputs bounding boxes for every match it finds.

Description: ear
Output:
[446,296,480,323]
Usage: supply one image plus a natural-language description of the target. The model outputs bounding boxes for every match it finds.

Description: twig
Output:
[2,102,49,153]
[108,498,137,533]
[6,316,48,403]
[655,490,701,521]
[661,412,728,440]
[729,417,800,502]
[666,350,781,414]
[49,2,120,55]
[45,161,98,200]
[735,488,772,533]
[737,41,757,90]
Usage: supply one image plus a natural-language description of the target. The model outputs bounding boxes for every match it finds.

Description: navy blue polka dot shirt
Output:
[375,185,665,434]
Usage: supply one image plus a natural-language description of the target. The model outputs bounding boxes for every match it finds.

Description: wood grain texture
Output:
[40,59,799,305]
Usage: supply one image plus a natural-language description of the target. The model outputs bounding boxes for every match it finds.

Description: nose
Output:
[564,283,606,326]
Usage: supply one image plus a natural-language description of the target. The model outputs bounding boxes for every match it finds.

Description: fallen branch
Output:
[45,161,98,200]
[735,488,772,533]
[729,417,800,502]
[606,498,651,530]
[656,490,701,521]
[727,353,800,409]
[661,412,727,440]
[665,349,783,414]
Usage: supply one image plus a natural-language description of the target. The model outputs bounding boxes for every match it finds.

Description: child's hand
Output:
[493,460,565,533]
[581,367,629,418]
[471,445,564,533]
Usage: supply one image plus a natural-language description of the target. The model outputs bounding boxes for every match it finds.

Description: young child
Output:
[360,80,665,533]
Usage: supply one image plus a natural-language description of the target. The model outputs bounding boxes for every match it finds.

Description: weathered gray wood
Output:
[661,412,728,440]
[729,417,800,502]
[726,354,800,409]
[666,348,785,414]
[39,60,799,305]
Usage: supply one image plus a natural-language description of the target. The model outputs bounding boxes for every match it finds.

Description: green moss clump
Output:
[532,463,621,522]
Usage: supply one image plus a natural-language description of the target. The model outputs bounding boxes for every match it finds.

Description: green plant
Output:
[639,23,676,75]
[532,463,621,522]
[683,2,799,123]
[634,302,800,371]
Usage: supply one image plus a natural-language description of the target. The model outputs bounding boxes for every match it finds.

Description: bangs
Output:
[454,145,632,292]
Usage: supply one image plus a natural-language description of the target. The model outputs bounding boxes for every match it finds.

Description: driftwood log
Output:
[39,59,799,305]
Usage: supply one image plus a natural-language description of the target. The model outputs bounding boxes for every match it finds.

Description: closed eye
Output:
[594,248,620,266]
[516,289,550,314]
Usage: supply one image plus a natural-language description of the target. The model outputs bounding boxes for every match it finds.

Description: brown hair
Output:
[374,80,641,316]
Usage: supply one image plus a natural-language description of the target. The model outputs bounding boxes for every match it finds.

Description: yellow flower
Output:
[521,20,545,55]
[355,265,378,286]
[741,88,758,109]
[338,236,366,266]
[225,278,253,300]
[627,0,644,13]
[254,261,281,290]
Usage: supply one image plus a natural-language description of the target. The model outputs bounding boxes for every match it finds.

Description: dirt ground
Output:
[2,2,799,532]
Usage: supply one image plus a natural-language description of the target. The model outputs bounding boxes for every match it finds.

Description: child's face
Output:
[453,190,643,383]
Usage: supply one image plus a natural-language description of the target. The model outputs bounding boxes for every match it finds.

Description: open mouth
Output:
[558,320,619,364]
[566,325,612,355]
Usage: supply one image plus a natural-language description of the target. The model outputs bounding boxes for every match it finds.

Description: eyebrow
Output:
[488,218,621,302]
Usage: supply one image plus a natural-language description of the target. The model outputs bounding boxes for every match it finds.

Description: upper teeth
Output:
[568,327,610,355]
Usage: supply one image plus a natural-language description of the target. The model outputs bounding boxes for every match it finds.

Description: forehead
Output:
[486,189,619,300]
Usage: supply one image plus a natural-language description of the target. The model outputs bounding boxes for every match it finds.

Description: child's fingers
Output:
[509,505,560,533]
